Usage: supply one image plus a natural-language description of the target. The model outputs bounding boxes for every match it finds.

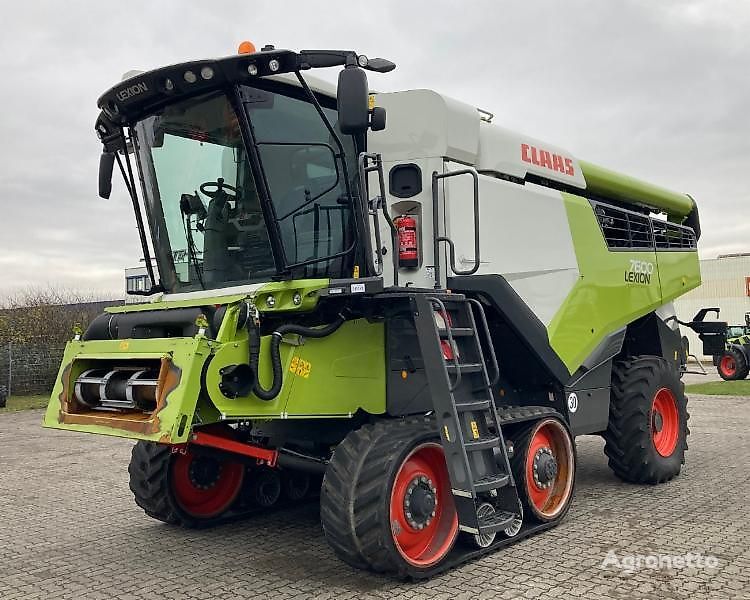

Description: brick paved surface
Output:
[1,395,749,599]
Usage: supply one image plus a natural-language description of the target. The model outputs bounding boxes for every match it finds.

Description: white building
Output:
[674,253,750,358]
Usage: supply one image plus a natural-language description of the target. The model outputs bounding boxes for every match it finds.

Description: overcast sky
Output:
[1,0,747,298]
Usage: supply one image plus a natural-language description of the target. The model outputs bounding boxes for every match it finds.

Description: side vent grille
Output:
[593,203,653,250]
[652,220,698,250]
[593,201,697,251]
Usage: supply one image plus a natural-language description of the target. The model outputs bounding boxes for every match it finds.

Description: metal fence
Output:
[0,340,67,396]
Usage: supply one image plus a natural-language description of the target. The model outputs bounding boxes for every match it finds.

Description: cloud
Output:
[1,0,747,298]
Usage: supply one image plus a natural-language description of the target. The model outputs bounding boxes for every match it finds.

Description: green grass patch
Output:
[685,380,750,396]
[0,394,50,413]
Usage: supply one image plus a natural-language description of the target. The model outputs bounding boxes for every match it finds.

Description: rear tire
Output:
[718,347,748,380]
[128,441,244,527]
[604,356,689,484]
[320,416,459,578]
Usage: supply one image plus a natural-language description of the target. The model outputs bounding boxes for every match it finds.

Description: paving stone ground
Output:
[1,395,748,600]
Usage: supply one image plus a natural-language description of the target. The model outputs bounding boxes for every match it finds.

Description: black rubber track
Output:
[718,347,749,381]
[320,415,447,578]
[603,356,689,484]
[508,417,576,524]
[128,441,186,526]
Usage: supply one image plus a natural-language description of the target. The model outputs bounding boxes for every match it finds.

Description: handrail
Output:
[467,298,500,387]
[431,168,481,289]
[358,152,399,285]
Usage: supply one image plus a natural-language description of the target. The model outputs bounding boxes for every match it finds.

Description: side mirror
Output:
[337,66,369,135]
[370,106,386,132]
[99,152,116,199]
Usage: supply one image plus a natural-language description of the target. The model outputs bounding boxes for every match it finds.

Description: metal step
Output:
[438,327,474,338]
[464,435,500,451]
[477,510,518,535]
[473,473,510,493]
[446,363,483,374]
[454,398,491,412]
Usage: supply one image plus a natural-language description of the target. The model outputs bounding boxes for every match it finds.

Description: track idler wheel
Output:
[282,470,311,501]
[247,466,282,508]
[510,417,576,523]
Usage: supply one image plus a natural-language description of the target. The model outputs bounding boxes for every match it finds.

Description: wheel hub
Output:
[188,456,222,490]
[404,475,437,529]
[532,447,557,488]
[652,410,664,433]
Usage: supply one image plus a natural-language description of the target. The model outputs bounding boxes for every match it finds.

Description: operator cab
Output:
[95,46,394,295]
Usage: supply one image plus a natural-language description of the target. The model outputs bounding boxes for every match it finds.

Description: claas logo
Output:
[521,143,575,176]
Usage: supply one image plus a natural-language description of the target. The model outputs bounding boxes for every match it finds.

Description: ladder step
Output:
[455,399,491,412]
[464,435,500,451]
[478,510,518,535]
[438,327,474,338]
[446,363,483,374]
[473,473,510,492]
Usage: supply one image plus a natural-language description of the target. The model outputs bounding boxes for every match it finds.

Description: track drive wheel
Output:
[510,417,576,523]
[604,356,689,484]
[320,416,459,577]
[128,441,244,527]
[718,347,748,380]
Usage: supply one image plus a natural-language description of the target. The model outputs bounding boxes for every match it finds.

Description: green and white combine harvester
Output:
[44,43,725,578]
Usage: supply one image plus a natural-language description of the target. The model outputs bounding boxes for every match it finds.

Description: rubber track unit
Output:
[320,407,561,579]
[128,441,317,529]
[603,356,689,484]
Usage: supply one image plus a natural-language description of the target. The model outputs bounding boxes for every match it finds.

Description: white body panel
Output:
[369,90,480,163]
[443,166,580,325]
[366,89,583,318]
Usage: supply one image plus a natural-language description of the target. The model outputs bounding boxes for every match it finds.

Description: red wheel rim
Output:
[524,419,574,520]
[389,442,458,567]
[171,448,244,518]
[651,387,680,457]
[720,355,736,377]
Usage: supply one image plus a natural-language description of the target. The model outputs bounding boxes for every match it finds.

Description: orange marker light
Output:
[238,41,256,55]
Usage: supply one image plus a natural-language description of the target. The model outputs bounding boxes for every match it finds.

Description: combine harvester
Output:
[45,43,724,578]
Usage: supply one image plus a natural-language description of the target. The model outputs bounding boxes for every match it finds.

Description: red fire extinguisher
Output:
[395,215,418,268]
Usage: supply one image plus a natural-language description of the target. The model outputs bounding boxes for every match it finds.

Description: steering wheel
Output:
[199,178,238,200]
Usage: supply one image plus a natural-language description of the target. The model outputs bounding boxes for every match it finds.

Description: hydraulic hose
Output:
[248,312,346,401]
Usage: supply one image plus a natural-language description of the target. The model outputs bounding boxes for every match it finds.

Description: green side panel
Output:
[205,318,386,418]
[580,160,694,218]
[549,193,661,372]
[43,337,212,443]
[654,250,701,303]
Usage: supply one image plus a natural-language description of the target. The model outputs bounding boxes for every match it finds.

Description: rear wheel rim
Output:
[389,442,458,567]
[651,387,680,457]
[720,355,736,377]
[171,448,244,518]
[524,419,574,520]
